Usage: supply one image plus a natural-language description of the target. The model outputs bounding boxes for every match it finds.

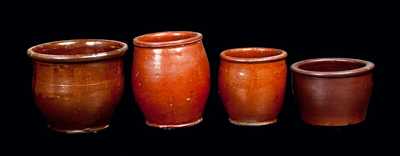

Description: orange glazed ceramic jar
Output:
[291,58,374,126]
[28,39,127,133]
[132,31,210,129]
[218,48,288,126]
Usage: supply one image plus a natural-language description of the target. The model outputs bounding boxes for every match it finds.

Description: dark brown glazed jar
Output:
[218,48,287,126]
[132,31,210,129]
[291,58,374,126]
[28,39,127,133]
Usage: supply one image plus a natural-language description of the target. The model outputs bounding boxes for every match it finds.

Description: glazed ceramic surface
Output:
[132,31,210,129]
[218,48,287,126]
[291,58,374,126]
[28,39,127,133]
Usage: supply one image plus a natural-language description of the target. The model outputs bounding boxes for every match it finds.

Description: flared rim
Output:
[27,39,128,63]
[133,31,202,47]
[291,58,374,78]
[220,47,287,63]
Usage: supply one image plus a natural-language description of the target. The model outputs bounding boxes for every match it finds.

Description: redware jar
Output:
[28,39,127,133]
[132,31,210,129]
[218,48,288,126]
[291,58,374,126]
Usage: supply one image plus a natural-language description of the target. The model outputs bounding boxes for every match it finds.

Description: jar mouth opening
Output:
[291,58,375,77]
[27,39,127,63]
[220,48,287,63]
[133,31,202,47]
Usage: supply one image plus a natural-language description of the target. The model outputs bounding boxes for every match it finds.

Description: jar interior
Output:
[224,48,282,58]
[298,60,366,72]
[31,40,124,55]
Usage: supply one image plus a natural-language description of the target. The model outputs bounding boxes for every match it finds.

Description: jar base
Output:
[49,124,110,134]
[303,118,365,126]
[146,118,203,129]
[229,118,277,126]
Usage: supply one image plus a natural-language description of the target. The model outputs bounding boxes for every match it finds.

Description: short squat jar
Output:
[28,39,127,133]
[132,31,210,129]
[291,58,374,126]
[218,48,287,126]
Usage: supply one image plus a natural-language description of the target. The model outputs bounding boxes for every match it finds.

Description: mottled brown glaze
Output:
[28,39,127,133]
[291,58,374,126]
[132,31,210,129]
[219,48,287,126]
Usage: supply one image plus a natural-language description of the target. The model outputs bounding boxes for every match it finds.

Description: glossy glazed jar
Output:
[28,39,127,133]
[218,48,287,126]
[132,31,210,129]
[291,58,374,126]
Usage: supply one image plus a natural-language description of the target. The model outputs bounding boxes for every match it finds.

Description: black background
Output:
[4,1,399,155]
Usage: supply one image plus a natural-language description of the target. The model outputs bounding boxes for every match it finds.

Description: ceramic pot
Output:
[291,58,374,126]
[218,48,287,126]
[132,31,210,129]
[28,39,127,133]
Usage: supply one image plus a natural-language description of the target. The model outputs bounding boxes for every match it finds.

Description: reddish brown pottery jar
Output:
[28,39,127,133]
[132,31,210,129]
[219,48,288,126]
[291,58,374,126]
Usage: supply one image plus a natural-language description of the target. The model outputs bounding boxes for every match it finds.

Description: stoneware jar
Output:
[132,31,210,129]
[291,58,374,126]
[218,48,287,126]
[28,39,127,133]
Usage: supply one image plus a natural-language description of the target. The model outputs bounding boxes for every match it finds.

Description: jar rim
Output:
[27,39,128,63]
[133,31,202,48]
[220,47,287,63]
[291,58,375,78]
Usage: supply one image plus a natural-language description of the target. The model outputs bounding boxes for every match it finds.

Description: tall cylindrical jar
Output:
[132,31,210,129]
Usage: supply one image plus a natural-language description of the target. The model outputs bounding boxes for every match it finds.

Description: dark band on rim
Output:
[27,39,128,63]
[133,31,202,48]
[291,58,375,78]
[220,48,287,63]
